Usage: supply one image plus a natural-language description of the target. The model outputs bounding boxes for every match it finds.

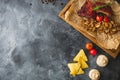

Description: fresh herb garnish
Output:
[93,3,110,11]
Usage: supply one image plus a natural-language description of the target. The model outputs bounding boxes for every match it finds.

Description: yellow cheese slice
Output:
[73,49,88,62]
[67,63,81,76]
[77,68,84,75]
[70,71,76,77]
[80,59,89,69]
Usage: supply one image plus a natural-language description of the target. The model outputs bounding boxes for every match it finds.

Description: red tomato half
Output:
[103,16,110,22]
[85,42,93,50]
[96,15,103,22]
[90,49,97,56]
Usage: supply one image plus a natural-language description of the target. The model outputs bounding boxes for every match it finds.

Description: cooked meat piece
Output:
[78,0,96,19]
[93,2,113,16]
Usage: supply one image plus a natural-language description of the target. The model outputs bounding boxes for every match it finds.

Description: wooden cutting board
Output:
[59,0,120,58]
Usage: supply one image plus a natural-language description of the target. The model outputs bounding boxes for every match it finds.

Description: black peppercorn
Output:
[41,0,56,5]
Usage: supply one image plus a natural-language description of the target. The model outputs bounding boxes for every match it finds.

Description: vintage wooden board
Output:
[59,0,120,58]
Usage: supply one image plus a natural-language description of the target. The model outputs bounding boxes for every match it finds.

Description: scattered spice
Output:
[61,2,64,5]
[41,0,56,5]
[30,3,32,6]
[41,0,64,5]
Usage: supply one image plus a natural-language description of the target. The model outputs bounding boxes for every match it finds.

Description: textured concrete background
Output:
[0,0,120,80]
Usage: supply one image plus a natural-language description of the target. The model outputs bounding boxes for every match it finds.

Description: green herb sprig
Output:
[93,3,110,11]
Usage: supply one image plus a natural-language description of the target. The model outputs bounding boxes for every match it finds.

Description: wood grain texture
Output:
[59,0,120,58]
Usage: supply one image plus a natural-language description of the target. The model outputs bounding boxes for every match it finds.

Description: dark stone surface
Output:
[0,0,120,80]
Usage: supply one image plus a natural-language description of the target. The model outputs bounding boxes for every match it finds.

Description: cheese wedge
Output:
[80,59,89,69]
[77,68,84,75]
[73,49,88,62]
[68,63,81,76]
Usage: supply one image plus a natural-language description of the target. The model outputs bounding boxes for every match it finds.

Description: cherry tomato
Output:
[90,49,97,56]
[96,15,103,22]
[85,42,93,50]
[103,16,110,22]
